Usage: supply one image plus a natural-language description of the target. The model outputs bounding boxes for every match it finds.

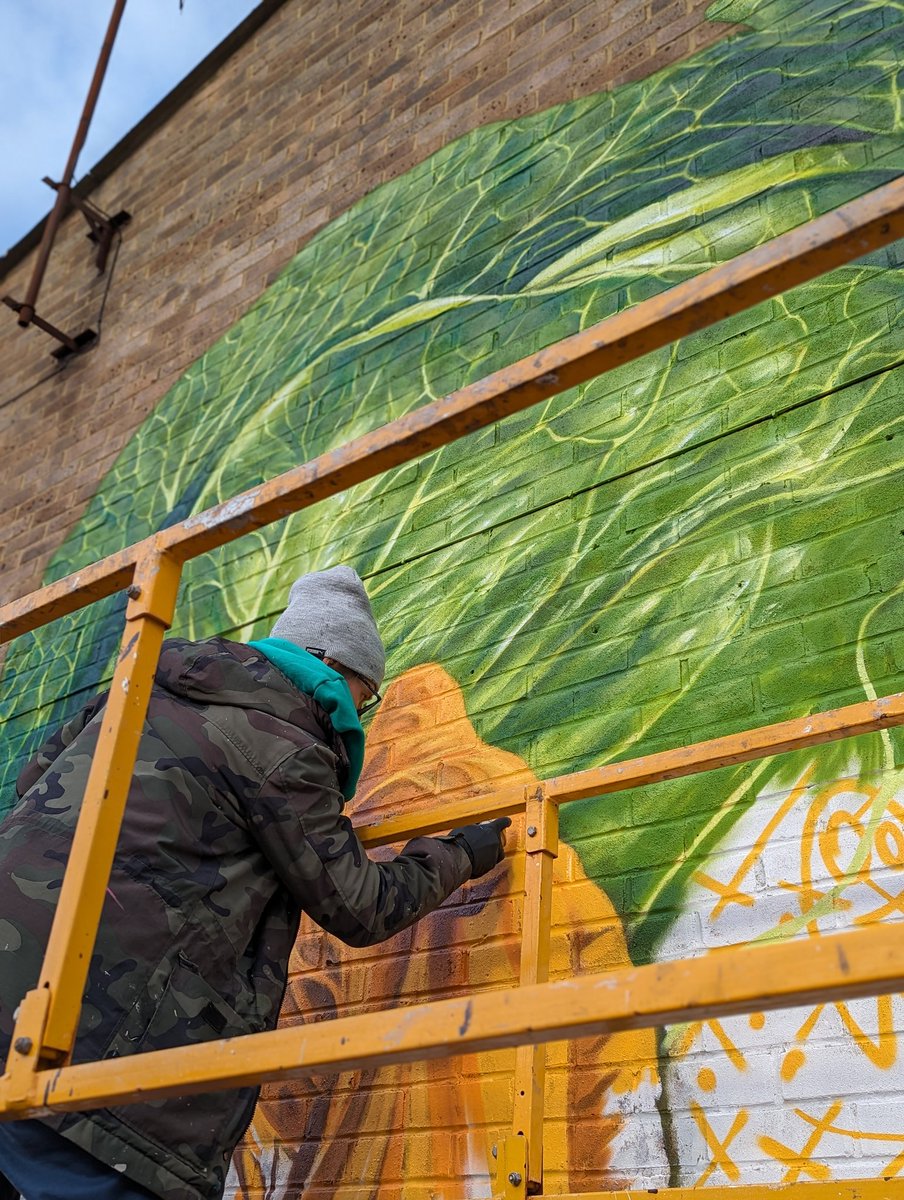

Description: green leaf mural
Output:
[3,0,903,962]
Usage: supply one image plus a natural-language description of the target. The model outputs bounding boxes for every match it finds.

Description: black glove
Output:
[444,817,511,879]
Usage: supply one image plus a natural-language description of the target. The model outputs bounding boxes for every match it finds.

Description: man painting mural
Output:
[0,566,510,1200]
[229,662,668,1197]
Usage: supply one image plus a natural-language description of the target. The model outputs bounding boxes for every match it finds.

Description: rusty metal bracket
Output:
[1,183,128,359]
[1,296,96,359]
[43,178,131,274]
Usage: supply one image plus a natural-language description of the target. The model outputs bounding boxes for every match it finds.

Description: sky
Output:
[0,0,261,253]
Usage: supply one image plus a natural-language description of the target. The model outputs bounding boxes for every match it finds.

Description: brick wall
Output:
[3,0,904,1195]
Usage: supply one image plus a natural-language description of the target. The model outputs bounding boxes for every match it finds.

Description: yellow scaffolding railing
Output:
[2,176,904,1200]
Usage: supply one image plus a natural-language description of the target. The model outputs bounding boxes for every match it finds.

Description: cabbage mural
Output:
[2,0,904,1189]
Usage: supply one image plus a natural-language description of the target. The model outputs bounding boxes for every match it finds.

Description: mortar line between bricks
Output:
[362,351,904,580]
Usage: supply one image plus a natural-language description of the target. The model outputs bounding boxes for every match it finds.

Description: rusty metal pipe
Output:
[17,0,128,328]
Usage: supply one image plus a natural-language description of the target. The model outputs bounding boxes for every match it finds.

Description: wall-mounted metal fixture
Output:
[43,179,130,276]
[2,0,131,360]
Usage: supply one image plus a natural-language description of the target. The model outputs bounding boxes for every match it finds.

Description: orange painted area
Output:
[697,1067,717,1092]
[757,1101,843,1185]
[780,1049,806,1082]
[229,664,660,1197]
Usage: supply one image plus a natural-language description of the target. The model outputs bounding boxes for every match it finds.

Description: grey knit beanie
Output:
[270,565,385,690]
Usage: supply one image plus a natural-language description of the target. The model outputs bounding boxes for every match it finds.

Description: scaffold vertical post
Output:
[506,787,559,1194]
[496,1127,530,1200]
[2,987,50,1107]
[6,547,182,1074]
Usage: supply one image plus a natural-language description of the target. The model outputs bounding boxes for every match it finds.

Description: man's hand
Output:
[444,816,512,879]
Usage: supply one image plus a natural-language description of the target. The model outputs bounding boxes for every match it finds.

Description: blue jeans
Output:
[0,1120,159,1200]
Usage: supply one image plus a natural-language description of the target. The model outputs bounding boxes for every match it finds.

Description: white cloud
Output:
[0,0,260,252]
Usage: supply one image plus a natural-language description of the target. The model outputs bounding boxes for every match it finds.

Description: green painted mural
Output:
[3,0,904,1187]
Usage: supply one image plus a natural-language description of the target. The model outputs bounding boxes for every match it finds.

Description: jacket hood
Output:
[155,636,347,765]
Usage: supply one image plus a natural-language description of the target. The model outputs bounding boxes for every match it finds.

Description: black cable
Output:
[93,225,123,343]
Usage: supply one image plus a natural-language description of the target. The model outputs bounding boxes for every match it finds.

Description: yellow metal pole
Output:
[1,988,50,1109]
[6,549,182,1068]
[551,1184,901,1200]
[4,918,904,1116]
[496,1133,530,1200]
[355,692,904,849]
[358,789,532,847]
[503,791,559,1196]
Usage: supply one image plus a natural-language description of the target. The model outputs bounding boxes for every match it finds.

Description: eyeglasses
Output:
[356,685,382,717]
[306,648,382,717]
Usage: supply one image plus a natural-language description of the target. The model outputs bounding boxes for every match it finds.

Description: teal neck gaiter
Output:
[247,637,365,799]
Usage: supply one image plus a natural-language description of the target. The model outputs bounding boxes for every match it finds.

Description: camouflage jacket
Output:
[0,638,471,1200]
